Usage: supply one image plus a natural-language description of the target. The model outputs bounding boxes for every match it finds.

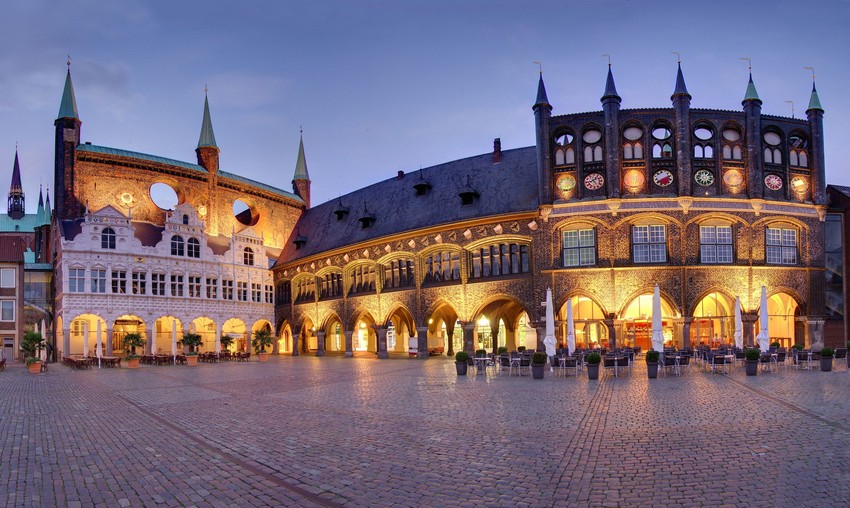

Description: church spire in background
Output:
[8,149,25,219]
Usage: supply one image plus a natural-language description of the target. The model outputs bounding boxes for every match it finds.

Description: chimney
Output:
[493,138,502,163]
[396,170,405,180]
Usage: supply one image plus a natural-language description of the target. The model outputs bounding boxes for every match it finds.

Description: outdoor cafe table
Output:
[473,356,490,375]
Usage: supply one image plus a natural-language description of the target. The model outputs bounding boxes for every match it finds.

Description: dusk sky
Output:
[2,0,849,212]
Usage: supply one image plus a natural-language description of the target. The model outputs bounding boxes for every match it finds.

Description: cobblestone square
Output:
[2,357,850,507]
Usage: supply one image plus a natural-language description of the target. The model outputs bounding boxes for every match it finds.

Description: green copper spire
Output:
[743,73,761,102]
[807,82,823,112]
[293,131,310,180]
[57,68,79,120]
[197,94,218,148]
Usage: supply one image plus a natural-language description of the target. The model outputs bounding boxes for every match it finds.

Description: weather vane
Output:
[601,54,611,66]
[204,83,208,95]
[740,57,752,72]
[785,100,795,119]
[67,54,71,67]
[532,61,542,74]
[803,66,815,80]
[672,51,681,63]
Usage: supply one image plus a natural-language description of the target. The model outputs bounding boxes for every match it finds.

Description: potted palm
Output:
[820,347,834,372]
[585,352,601,380]
[122,333,145,369]
[252,329,274,362]
[455,351,469,375]
[745,348,760,376]
[21,331,45,374]
[645,350,660,379]
[531,351,547,379]
[220,334,235,354]
[182,332,203,366]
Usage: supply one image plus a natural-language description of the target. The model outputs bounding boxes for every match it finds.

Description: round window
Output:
[233,199,259,226]
[623,127,643,141]
[694,127,713,140]
[555,133,574,146]
[652,127,672,140]
[582,130,602,144]
[763,132,781,146]
[722,129,740,142]
[149,183,178,210]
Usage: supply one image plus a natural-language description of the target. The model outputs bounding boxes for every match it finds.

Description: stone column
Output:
[106,326,114,356]
[613,320,625,349]
[315,331,326,357]
[292,333,300,356]
[344,330,354,357]
[534,326,546,351]
[742,313,757,348]
[603,315,616,350]
[417,326,429,359]
[375,326,389,359]
[63,326,71,357]
[505,327,517,351]
[461,323,476,354]
[272,333,280,355]
[681,317,693,349]
[490,326,500,355]
[446,328,455,356]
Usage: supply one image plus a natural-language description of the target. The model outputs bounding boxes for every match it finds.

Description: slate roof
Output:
[76,144,302,202]
[277,146,538,263]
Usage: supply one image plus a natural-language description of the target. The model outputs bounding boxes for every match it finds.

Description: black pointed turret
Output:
[534,73,550,108]
[807,80,826,204]
[672,62,691,100]
[601,65,621,103]
[532,73,553,205]
[601,65,621,198]
[671,62,692,196]
[8,151,25,220]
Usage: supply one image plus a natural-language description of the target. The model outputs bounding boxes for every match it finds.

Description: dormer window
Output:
[243,247,254,266]
[101,227,116,249]
[458,176,479,206]
[358,203,376,229]
[414,179,432,196]
[293,232,307,249]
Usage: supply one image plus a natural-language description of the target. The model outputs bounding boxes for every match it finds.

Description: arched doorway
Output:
[153,316,183,354]
[757,292,800,349]
[427,301,459,355]
[620,292,679,350]
[192,317,217,352]
[277,321,292,353]
[385,306,415,354]
[69,314,107,355]
[353,314,376,352]
[112,315,147,354]
[691,292,736,347]
[223,318,247,352]
[559,296,607,350]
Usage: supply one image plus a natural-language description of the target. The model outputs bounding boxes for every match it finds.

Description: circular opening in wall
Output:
[149,183,178,210]
[582,129,602,144]
[233,199,259,226]
[694,127,713,140]
[623,127,643,141]
[652,127,671,140]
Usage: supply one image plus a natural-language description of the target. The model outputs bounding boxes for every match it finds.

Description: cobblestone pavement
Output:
[2,356,850,507]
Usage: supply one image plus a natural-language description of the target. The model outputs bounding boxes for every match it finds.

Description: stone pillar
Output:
[742,314,757,348]
[461,323,476,354]
[535,326,546,351]
[446,327,455,356]
[63,326,71,357]
[613,320,625,349]
[344,330,354,357]
[806,317,825,350]
[505,327,517,351]
[375,326,389,359]
[315,331,326,357]
[603,315,616,350]
[272,332,280,355]
[417,326,429,359]
[490,325,500,355]
[106,326,114,356]
[292,333,300,356]
[681,317,693,349]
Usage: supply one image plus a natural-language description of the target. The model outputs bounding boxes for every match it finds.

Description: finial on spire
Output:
[67,54,71,67]
[740,57,752,72]
[602,54,611,67]
[532,61,542,75]
[204,83,208,95]
[804,66,816,80]
[805,67,823,112]
[785,100,795,118]
[672,51,681,64]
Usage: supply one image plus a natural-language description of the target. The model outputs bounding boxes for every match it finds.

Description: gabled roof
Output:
[277,146,538,264]
[0,236,26,262]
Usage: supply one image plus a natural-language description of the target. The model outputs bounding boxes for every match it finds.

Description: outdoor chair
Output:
[774,351,787,370]
[795,350,813,371]
[603,355,617,377]
[759,353,773,373]
[709,354,727,374]
[834,348,847,370]
[616,355,631,376]
[498,354,511,375]
[558,356,579,378]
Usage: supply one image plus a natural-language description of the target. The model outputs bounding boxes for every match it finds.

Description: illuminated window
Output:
[206,278,218,299]
[632,225,666,263]
[700,225,733,264]
[170,275,184,297]
[222,279,234,300]
[766,227,797,265]
[383,259,415,289]
[151,273,166,296]
[132,272,146,295]
[237,281,248,301]
[188,276,201,298]
[562,229,596,267]
[470,243,530,279]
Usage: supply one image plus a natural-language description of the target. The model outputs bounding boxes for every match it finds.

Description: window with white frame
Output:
[151,273,166,296]
[633,225,667,263]
[69,268,85,292]
[91,269,107,293]
[237,281,248,301]
[222,279,234,300]
[1,300,14,321]
[264,284,274,304]
[187,238,200,258]
[170,275,184,297]
[101,227,116,249]
[171,235,185,256]
[243,247,254,266]
[206,278,218,299]
[111,270,127,294]
[766,227,797,265]
[188,276,201,298]
[700,225,733,264]
[1,268,15,288]
[562,229,596,267]
[251,283,262,303]
[132,272,146,295]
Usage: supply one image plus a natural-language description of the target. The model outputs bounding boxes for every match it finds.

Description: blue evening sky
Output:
[2,0,849,212]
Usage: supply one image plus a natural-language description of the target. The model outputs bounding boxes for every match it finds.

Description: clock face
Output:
[694,169,714,187]
[623,170,645,188]
[723,170,743,187]
[556,174,576,192]
[764,174,783,191]
[584,173,604,190]
[790,176,808,193]
[653,170,673,187]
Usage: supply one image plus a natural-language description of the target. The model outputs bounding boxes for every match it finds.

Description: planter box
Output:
[646,362,658,379]
[27,361,43,374]
[532,363,545,379]
[186,355,199,366]
[125,357,140,369]
[821,357,833,372]
[745,360,758,376]
[586,363,600,380]
[257,353,269,362]
[455,362,468,375]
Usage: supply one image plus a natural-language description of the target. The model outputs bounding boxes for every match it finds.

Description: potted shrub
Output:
[517,346,526,353]
[745,348,760,376]
[21,331,45,374]
[220,334,235,354]
[122,333,145,369]
[455,351,469,375]
[252,329,274,362]
[497,346,508,355]
[820,347,834,372]
[791,344,804,365]
[645,350,660,379]
[531,351,547,379]
[182,332,203,366]
[769,341,780,350]
[585,352,601,380]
